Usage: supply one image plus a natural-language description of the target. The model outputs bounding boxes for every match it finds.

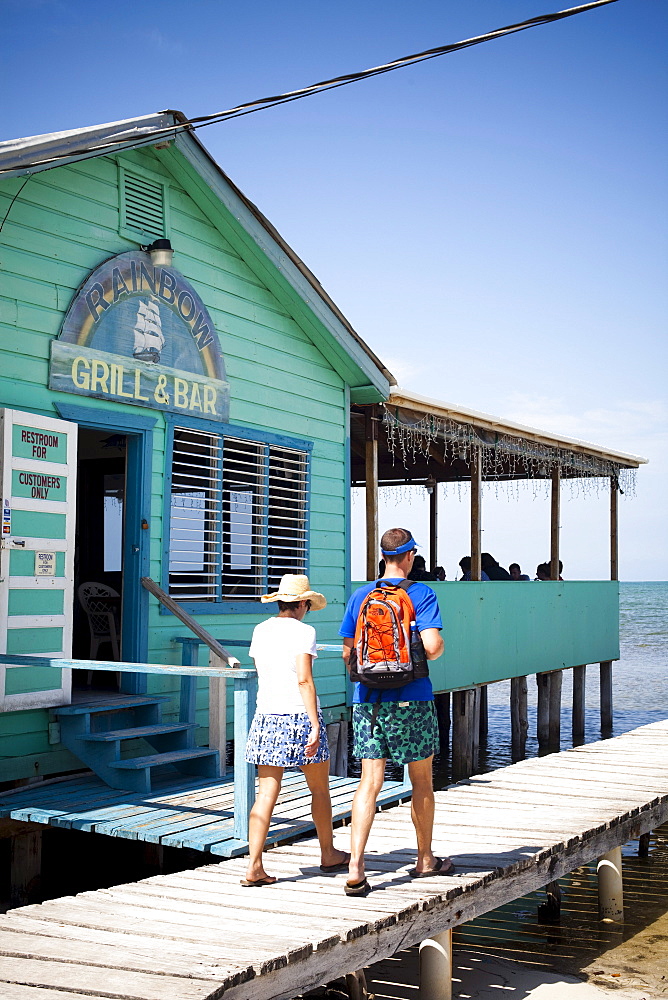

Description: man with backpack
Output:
[339,527,453,897]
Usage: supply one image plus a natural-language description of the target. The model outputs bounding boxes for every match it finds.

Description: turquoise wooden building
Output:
[0,112,393,786]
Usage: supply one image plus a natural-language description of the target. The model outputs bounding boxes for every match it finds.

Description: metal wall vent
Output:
[120,168,167,240]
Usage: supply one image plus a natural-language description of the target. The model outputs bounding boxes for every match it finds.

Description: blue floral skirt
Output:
[245,710,330,768]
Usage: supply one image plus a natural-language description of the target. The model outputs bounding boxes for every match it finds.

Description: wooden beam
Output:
[610,476,619,582]
[550,466,561,580]
[470,447,482,581]
[365,406,379,581]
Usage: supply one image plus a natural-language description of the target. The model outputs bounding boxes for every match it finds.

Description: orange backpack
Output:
[349,580,428,692]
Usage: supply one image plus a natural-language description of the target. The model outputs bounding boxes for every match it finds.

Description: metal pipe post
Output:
[598,847,624,922]
[419,929,452,1000]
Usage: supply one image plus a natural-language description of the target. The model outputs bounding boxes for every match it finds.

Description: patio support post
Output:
[365,406,379,581]
[429,482,438,572]
[610,475,619,582]
[470,447,482,581]
[550,466,561,580]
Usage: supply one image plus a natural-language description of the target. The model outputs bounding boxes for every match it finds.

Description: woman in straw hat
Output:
[241,574,349,886]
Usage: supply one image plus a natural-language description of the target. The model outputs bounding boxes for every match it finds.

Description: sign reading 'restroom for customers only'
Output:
[49,251,230,421]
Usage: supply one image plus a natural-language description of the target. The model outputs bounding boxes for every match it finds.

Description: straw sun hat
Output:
[261,574,327,611]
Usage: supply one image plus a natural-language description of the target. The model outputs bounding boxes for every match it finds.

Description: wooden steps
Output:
[54,697,220,793]
[0,720,667,1000]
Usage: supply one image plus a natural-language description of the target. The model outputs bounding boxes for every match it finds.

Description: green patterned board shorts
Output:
[352,701,439,765]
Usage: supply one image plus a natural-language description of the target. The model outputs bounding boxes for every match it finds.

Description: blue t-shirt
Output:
[339,578,443,703]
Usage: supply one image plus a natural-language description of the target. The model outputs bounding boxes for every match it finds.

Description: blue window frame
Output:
[163,414,312,614]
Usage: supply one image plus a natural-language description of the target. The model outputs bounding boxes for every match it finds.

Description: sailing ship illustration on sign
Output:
[132,300,165,363]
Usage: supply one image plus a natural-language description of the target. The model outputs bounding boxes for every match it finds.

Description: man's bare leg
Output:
[348,757,386,884]
[407,755,439,873]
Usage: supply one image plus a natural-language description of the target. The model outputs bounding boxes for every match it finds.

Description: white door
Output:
[0,409,77,710]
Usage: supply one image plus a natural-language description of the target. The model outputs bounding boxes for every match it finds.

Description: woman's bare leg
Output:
[300,761,348,867]
[245,765,283,882]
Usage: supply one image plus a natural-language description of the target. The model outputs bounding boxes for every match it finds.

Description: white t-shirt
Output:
[249,615,319,715]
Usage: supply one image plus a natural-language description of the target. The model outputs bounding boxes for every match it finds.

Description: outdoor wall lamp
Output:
[425,476,437,495]
[147,239,173,268]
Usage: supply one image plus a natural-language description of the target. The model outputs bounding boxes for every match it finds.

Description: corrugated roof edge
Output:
[388,388,648,468]
[0,109,395,390]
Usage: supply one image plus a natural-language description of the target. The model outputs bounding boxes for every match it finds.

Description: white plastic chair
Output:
[77,582,120,661]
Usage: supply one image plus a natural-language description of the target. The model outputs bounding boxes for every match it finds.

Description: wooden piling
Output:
[538,879,562,922]
[638,832,651,857]
[452,689,475,781]
[600,660,613,735]
[435,691,451,748]
[572,664,586,746]
[510,675,528,759]
[471,687,481,773]
[10,828,42,908]
[537,672,551,747]
[548,669,562,749]
[478,684,488,740]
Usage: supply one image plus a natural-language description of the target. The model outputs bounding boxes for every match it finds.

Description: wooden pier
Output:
[0,720,667,999]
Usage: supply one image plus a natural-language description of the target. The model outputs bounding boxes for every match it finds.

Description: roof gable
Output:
[0,112,392,400]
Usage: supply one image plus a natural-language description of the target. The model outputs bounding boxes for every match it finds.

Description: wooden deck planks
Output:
[0,720,666,1000]
[0,768,405,857]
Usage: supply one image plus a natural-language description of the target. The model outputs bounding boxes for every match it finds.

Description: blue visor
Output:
[381,537,417,556]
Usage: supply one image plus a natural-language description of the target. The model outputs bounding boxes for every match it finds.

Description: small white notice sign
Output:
[35,551,56,576]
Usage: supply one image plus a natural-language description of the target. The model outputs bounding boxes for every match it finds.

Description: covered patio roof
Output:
[351,387,646,489]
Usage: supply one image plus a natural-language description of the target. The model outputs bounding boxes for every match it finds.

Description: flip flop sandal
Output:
[239,876,277,887]
[344,878,371,897]
[408,857,455,878]
[320,852,351,873]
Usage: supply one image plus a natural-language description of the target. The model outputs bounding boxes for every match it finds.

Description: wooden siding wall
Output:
[0,146,348,779]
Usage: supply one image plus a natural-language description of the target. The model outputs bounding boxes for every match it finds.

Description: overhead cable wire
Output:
[1,0,619,175]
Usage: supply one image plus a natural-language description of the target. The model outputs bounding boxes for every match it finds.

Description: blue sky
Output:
[2,0,666,579]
